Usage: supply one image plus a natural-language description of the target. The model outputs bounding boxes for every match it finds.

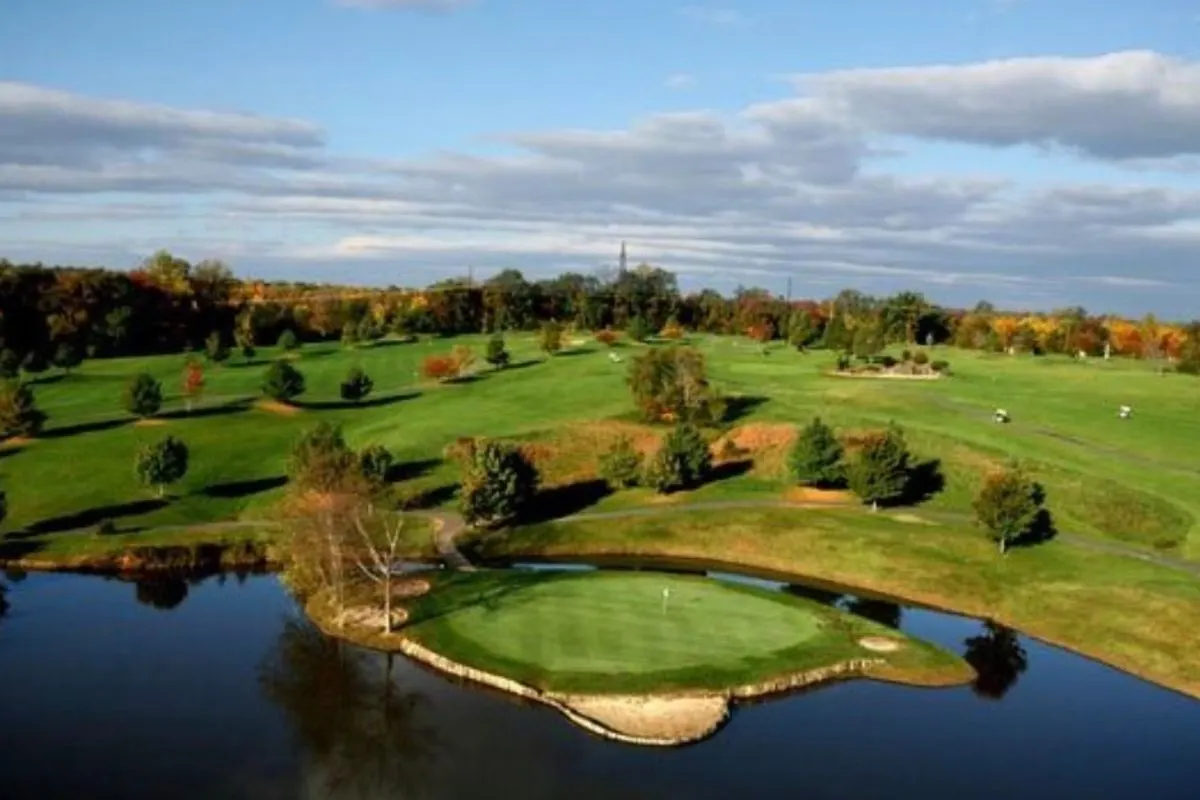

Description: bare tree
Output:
[349,508,409,634]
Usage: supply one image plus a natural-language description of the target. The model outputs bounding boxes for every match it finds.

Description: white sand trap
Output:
[858,636,902,653]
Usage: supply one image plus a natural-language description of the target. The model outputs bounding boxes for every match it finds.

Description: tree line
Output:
[4,252,1199,376]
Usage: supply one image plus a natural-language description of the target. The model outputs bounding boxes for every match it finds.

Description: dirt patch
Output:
[255,399,301,416]
[858,636,903,653]
[783,487,855,505]
[889,513,933,525]
[560,695,729,743]
[712,424,796,478]
[133,418,168,427]
[1,436,34,448]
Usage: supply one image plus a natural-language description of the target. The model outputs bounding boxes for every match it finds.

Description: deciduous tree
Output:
[123,372,164,418]
[627,346,723,424]
[539,321,564,355]
[182,358,205,412]
[645,423,711,494]
[339,366,374,403]
[846,424,911,506]
[973,465,1046,554]
[134,435,189,497]
[460,440,540,526]
[0,380,46,440]
[263,360,306,403]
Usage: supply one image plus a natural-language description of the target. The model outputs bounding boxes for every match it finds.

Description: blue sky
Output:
[2,0,1200,315]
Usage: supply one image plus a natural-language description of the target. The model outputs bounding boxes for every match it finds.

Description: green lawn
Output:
[3,333,1200,563]
[401,569,968,694]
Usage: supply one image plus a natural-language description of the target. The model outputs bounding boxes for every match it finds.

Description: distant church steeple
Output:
[619,240,628,272]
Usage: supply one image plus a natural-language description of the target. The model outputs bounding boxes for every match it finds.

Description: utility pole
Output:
[619,241,628,273]
[786,276,793,303]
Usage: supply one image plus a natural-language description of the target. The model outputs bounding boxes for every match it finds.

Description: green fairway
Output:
[3,334,1200,562]
[402,569,967,693]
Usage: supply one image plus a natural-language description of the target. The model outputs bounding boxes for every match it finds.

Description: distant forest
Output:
[2,251,1197,374]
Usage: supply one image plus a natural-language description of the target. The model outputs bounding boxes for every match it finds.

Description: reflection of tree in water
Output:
[134,576,190,610]
[843,598,902,630]
[782,583,842,606]
[258,616,438,799]
[963,622,1028,700]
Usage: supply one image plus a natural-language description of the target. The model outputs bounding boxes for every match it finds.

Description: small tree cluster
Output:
[788,312,816,350]
[628,346,724,424]
[460,440,540,526]
[973,465,1047,554]
[599,436,643,489]
[288,422,395,498]
[846,424,911,506]
[124,372,164,418]
[645,424,711,494]
[263,360,306,403]
[339,366,374,403]
[789,417,845,488]
[0,380,46,440]
[134,435,189,497]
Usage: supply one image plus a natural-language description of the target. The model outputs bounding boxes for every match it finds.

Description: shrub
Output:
[460,440,540,526]
[277,329,300,351]
[123,372,164,418]
[660,320,686,340]
[181,359,205,411]
[358,445,394,488]
[931,359,951,374]
[341,321,361,348]
[846,424,911,506]
[626,317,652,343]
[789,417,845,488]
[645,424,711,494]
[901,349,913,362]
[339,366,374,403]
[21,350,49,377]
[973,466,1046,554]
[52,342,83,374]
[451,345,475,375]
[422,354,460,382]
[263,360,306,403]
[835,353,852,371]
[95,519,117,536]
[204,331,230,364]
[595,329,619,348]
[134,436,189,497]
[485,333,510,369]
[288,422,359,494]
[0,380,47,439]
[628,346,723,424]
[599,436,643,489]
[880,355,897,368]
[913,350,930,366]
[539,321,564,355]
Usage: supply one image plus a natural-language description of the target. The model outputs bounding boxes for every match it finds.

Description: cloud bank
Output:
[1,51,1198,314]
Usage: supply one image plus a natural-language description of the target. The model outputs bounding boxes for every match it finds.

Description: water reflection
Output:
[963,622,1029,700]
[258,615,439,798]
[781,583,904,630]
[134,576,190,610]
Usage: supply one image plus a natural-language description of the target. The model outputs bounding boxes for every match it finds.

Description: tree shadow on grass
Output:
[14,498,170,537]
[27,373,68,387]
[1012,509,1057,549]
[896,458,946,506]
[400,484,459,511]
[723,395,769,424]
[387,458,440,483]
[552,348,594,358]
[40,417,131,440]
[295,392,419,412]
[500,359,542,372]
[708,459,754,484]
[201,475,288,499]
[363,337,417,349]
[0,537,44,561]
[160,398,253,421]
[410,570,563,624]
[227,359,273,369]
[524,479,612,524]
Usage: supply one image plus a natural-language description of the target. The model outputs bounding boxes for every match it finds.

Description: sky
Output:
[2,0,1200,316]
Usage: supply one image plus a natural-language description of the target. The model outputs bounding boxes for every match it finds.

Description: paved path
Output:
[413,510,473,571]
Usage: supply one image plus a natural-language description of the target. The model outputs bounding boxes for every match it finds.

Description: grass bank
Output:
[477,507,1200,699]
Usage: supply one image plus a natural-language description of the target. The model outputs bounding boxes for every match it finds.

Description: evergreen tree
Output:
[277,329,300,352]
[263,361,306,403]
[789,417,845,488]
[484,333,510,369]
[539,321,564,355]
[123,372,164,418]
[134,436,189,497]
[599,436,643,489]
[846,424,911,506]
[0,380,47,439]
[460,440,540,525]
[788,312,815,350]
[645,423,711,494]
[288,422,359,494]
[339,366,374,403]
[358,445,394,490]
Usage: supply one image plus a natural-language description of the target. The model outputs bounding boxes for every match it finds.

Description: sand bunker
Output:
[858,636,903,653]
[558,695,729,744]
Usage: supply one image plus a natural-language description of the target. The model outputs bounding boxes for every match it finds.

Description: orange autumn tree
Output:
[182,359,205,413]
[1106,319,1143,356]
[991,316,1022,351]
[746,320,775,345]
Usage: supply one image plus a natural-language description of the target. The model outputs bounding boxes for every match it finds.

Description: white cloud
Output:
[3,52,1200,313]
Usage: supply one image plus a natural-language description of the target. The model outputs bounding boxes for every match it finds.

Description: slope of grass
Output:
[402,569,967,694]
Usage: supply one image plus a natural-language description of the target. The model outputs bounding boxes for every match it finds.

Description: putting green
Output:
[403,570,968,694]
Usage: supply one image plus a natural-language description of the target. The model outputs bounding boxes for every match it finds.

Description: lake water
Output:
[1,568,1198,800]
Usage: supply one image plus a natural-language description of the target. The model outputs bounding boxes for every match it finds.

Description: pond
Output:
[0,566,1197,800]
